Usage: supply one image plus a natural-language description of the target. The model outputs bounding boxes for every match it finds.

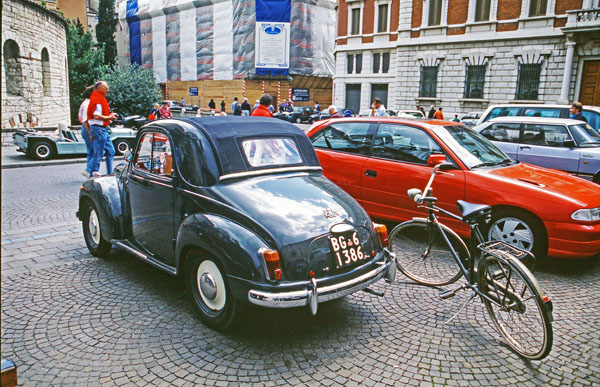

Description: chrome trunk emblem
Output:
[323,208,340,219]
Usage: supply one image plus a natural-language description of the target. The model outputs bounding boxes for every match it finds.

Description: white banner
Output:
[255,22,290,70]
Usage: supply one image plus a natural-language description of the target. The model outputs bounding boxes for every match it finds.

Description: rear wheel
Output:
[478,255,553,360]
[186,250,239,331]
[82,200,112,257]
[31,140,55,160]
[113,138,130,155]
[487,209,547,260]
[389,219,466,286]
[296,117,302,124]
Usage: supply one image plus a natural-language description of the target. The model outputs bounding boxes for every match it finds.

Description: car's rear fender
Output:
[176,213,271,290]
[78,178,126,241]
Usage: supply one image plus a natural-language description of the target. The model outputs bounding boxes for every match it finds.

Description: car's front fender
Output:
[78,177,125,241]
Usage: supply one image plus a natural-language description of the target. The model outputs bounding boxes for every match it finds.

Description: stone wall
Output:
[1,0,70,129]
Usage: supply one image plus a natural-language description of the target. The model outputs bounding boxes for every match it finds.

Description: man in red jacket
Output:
[250,94,274,117]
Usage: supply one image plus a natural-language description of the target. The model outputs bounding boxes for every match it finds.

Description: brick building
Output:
[334,0,600,116]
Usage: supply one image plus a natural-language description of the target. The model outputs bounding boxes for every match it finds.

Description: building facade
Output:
[2,0,71,128]
[334,0,600,115]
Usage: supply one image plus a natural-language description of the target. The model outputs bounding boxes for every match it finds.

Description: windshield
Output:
[432,125,512,169]
[570,123,600,147]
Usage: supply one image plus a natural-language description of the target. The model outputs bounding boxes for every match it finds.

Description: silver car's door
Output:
[518,124,579,173]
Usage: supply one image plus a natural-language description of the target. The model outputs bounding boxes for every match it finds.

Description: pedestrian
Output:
[278,100,285,113]
[328,105,344,118]
[220,100,226,112]
[241,98,251,116]
[452,114,460,122]
[159,101,173,118]
[180,97,185,105]
[570,101,587,123]
[86,81,117,177]
[208,99,216,109]
[149,103,160,120]
[314,101,320,112]
[268,104,275,113]
[370,98,386,116]
[251,94,274,117]
[78,85,95,178]
[434,107,444,120]
[428,105,436,118]
[286,100,294,113]
[253,100,260,112]
[232,97,241,115]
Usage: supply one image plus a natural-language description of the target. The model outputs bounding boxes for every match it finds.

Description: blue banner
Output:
[255,0,291,22]
[126,0,141,66]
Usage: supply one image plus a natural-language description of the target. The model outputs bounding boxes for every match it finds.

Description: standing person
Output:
[232,97,241,115]
[86,81,117,177]
[253,100,260,111]
[428,105,436,118]
[241,98,251,116]
[434,107,444,120]
[159,102,173,118]
[208,99,216,109]
[220,100,226,112]
[314,101,320,112]
[452,114,460,122]
[278,100,285,113]
[328,105,344,118]
[370,98,386,116]
[286,100,294,112]
[570,101,587,123]
[268,104,275,113]
[180,97,185,106]
[78,85,95,178]
[251,94,274,117]
[149,103,160,120]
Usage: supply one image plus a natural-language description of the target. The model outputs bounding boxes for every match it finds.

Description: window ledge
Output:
[510,100,544,104]
[415,97,441,102]
[459,98,489,103]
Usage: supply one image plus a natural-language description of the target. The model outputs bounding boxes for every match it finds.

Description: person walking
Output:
[250,94,274,117]
[149,103,160,120]
[86,81,117,177]
[434,107,444,120]
[314,101,320,112]
[180,97,185,105]
[570,101,587,123]
[241,98,251,116]
[220,100,226,112]
[428,105,436,118]
[328,105,344,118]
[159,102,173,118]
[232,97,241,115]
[78,85,94,178]
[208,99,216,109]
[370,98,386,116]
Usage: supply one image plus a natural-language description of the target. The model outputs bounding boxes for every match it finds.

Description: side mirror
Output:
[125,150,133,162]
[427,154,448,167]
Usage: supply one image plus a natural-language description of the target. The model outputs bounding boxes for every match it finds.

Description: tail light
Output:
[262,249,282,280]
[373,223,388,248]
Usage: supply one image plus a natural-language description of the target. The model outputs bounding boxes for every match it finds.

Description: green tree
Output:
[102,64,160,117]
[67,19,106,123]
[96,0,117,66]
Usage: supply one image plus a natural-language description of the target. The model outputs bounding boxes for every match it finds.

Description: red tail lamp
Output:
[373,223,389,247]
[263,249,282,280]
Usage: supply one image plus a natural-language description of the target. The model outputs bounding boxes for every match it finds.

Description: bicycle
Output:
[388,162,553,360]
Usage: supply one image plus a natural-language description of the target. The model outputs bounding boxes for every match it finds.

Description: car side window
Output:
[486,107,519,120]
[134,133,153,172]
[523,108,561,118]
[373,124,442,164]
[133,132,173,177]
[582,110,600,131]
[522,124,572,147]
[481,123,521,143]
[310,122,372,155]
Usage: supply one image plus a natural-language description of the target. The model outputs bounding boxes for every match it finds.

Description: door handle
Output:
[519,146,531,150]
[365,170,377,177]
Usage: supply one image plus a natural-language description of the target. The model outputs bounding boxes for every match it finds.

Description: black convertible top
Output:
[159,117,321,176]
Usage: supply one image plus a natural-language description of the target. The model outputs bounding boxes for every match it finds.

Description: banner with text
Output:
[255,0,290,76]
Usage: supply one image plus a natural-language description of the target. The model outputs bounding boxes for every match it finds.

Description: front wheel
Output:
[296,117,302,124]
[186,250,239,331]
[486,209,547,260]
[82,200,112,257]
[478,255,553,360]
[113,139,130,155]
[389,219,467,286]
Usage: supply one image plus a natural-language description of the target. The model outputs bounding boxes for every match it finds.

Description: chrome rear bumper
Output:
[248,249,396,315]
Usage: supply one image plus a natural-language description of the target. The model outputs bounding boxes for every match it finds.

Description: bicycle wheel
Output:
[389,219,467,286]
[478,255,553,360]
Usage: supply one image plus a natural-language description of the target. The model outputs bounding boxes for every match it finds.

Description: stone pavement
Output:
[1,162,600,386]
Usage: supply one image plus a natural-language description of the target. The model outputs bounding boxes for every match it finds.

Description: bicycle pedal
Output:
[439,289,456,299]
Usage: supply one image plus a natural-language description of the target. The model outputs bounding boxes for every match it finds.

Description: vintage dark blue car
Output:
[77,117,396,330]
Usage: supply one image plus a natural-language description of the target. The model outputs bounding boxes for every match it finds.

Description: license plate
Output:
[329,230,365,269]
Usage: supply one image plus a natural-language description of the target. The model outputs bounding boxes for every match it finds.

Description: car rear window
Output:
[242,138,303,167]
[523,108,561,118]
[486,107,519,121]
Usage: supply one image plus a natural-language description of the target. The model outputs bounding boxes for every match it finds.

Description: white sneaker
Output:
[92,172,102,178]
[81,170,89,178]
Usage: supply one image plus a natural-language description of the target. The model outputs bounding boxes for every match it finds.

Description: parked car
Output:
[476,104,600,132]
[306,117,600,260]
[161,100,199,113]
[77,117,396,330]
[112,113,148,129]
[474,117,600,184]
[274,106,314,124]
[310,108,330,122]
[396,110,425,119]
[13,125,137,159]
[358,109,397,117]
[460,112,483,127]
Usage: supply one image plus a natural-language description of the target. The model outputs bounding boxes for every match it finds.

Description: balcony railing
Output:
[564,8,600,31]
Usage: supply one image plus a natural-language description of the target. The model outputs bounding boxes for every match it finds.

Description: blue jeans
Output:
[81,125,94,173]
[89,126,115,176]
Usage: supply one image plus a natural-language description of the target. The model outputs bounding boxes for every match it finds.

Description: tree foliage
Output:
[96,0,117,66]
[67,19,106,123]
[102,64,161,117]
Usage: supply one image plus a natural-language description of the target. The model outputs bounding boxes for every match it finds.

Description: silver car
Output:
[474,117,600,184]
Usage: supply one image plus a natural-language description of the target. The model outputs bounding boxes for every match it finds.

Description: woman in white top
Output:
[78,86,95,178]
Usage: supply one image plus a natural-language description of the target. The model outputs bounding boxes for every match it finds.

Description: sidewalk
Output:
[1,146,123,169]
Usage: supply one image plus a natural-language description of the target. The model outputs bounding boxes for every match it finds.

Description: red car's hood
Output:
[479,163,600,208]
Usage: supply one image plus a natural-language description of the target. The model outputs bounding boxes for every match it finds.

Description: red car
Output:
[306,117,600,259]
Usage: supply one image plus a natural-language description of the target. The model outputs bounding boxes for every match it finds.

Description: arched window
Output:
[41,48,51,95]
[3,40,23,96]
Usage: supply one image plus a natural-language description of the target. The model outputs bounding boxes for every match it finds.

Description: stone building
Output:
[2,0,71,128]
[334,0,600,115]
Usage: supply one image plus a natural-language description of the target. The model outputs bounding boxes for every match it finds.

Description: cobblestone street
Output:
[2,163,599,386]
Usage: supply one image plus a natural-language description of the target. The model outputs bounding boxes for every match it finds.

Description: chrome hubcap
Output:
[489,217,533,251]
[196,260,226,311]
[200,273,217,300]
[88,209,100,245]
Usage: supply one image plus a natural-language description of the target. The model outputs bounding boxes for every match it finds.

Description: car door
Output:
[127,131,176,263]
[360,123,466,229]
[518,124,579,173]
[309,121,375,202]
[479,123,521,159]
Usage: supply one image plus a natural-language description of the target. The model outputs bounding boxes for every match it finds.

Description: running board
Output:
[112,240,178,276]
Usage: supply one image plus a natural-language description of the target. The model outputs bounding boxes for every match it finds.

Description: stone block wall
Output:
[1,0,70,129]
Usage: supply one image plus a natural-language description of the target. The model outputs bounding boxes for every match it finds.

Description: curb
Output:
[2,156,125,169]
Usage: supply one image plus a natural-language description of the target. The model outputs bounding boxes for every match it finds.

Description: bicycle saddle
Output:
[456,200,491,224]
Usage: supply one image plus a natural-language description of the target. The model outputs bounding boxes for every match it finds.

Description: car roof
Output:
[486,116,588,125]
[486,104,600,112]
[316,116,458,127]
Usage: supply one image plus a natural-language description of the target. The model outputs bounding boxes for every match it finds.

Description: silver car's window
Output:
[486,107,519,120]
[581,111,600,131]
[570,123,600,147]
[523,108,561,119]
[242,138,302,167]
[522,124,572,147]
[373,124,443,164]
[482,123,521,143]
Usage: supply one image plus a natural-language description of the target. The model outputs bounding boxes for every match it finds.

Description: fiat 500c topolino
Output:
[77,117,396,330]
